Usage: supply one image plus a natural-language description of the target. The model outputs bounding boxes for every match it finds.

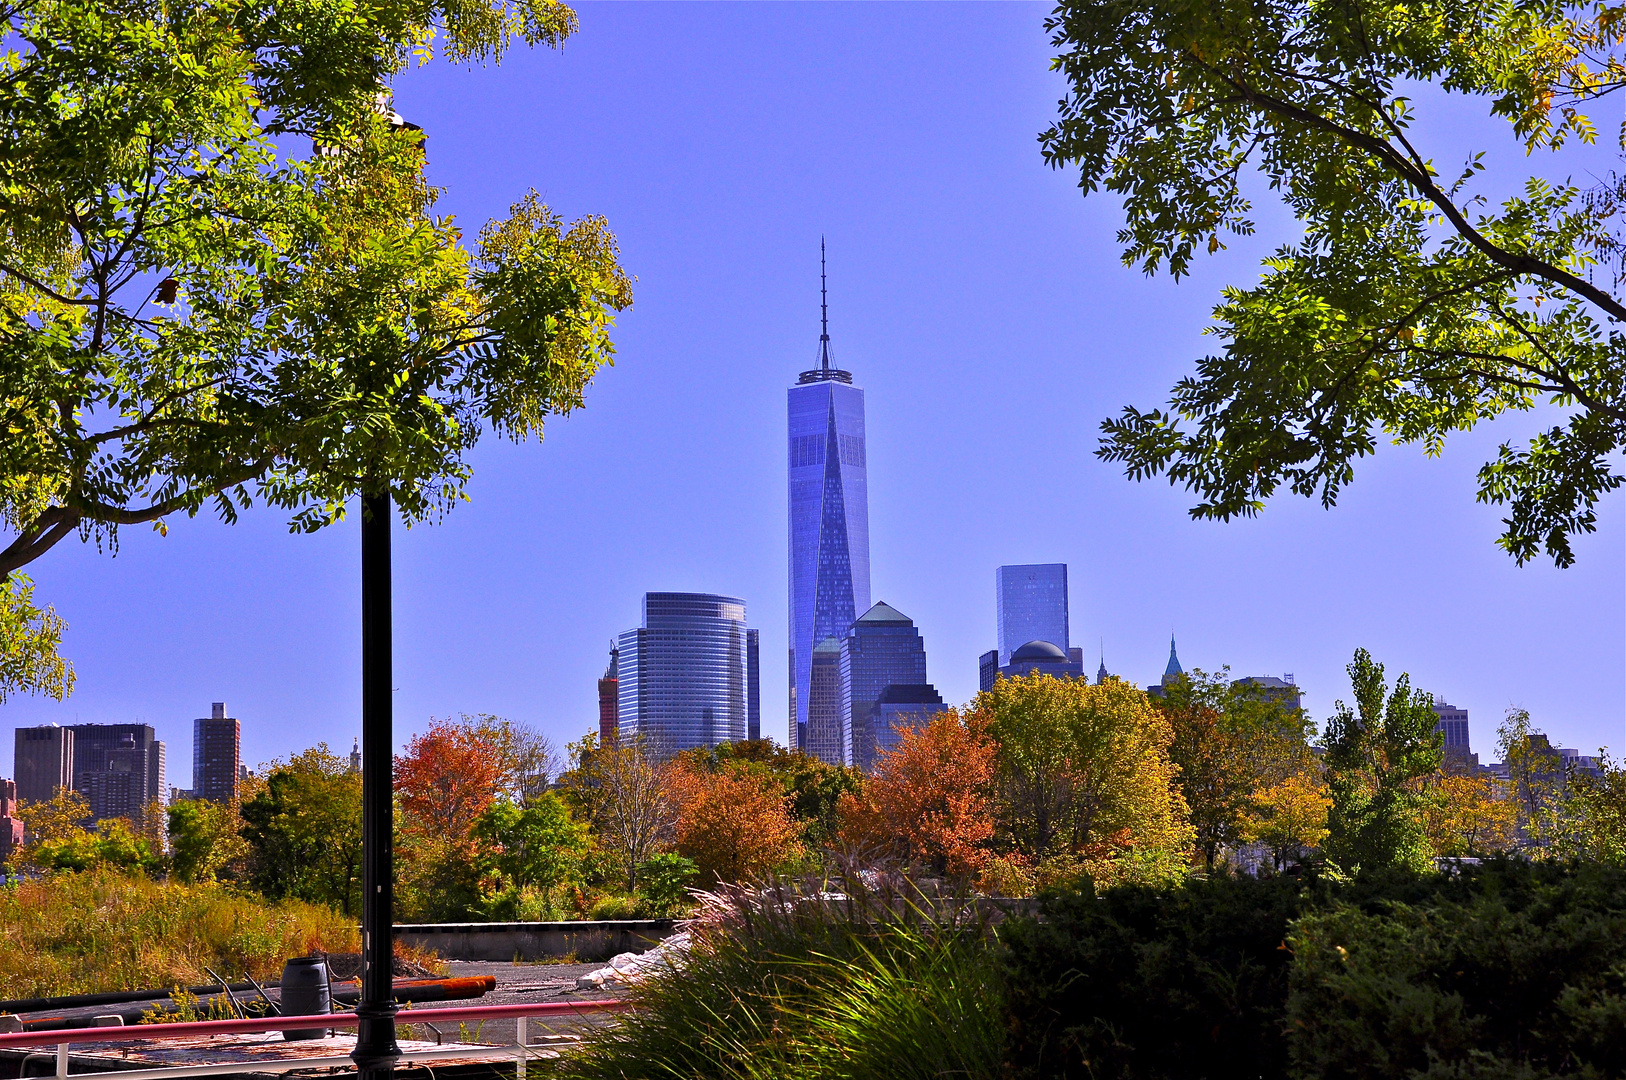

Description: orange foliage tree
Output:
[395,717,512,839]
[667,762,801,885]
[836,709,995,877]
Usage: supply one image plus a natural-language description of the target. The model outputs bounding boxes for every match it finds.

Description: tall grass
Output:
[0,869,359,999]
[555,877,1004,1080]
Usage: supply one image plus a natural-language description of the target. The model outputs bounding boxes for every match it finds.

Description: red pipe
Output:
[0,1000,628,1051]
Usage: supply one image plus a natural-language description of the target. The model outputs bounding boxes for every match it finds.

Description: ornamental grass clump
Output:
[555,874,1004,1080]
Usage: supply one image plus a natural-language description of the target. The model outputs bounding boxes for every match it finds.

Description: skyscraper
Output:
[1432,698,1477,770]
[193,703,241,804]
[14,724,73,805]
[839,601,929,771]
[71,723,165,823]
[0,780,21,864]
[598,643,620,746]
[617,592,760,757]
[746,629,761,742]
[789,244,871,753]
[996,564,1070,666]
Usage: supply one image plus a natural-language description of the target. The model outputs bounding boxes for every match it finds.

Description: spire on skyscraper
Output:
[798,239,851,385]
[1163,634,1183,683]
[1097,639,1109,684]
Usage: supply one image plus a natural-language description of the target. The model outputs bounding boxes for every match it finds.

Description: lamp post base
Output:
[351,1000,400,1077]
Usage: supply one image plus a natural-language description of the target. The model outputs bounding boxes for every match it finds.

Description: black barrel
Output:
[279,956,331,1040]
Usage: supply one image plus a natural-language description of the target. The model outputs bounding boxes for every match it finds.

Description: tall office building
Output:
[805,638,844,765]
[789,244,870,754]
[192,703,240,804]
[617,593,760,757]
[1432,699,1477,770]
[598,643,620,745]
[980,640,1086,692]
[14,724,73,805]
[71,723,165,823]
[746,629,761,742]
[839,601,929,771]
[871,685,948,759]
[996,564,1070,666]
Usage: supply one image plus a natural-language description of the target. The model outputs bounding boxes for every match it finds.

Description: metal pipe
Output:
[0,1000,627,1050]
[23,1042,543,1080]
[353,491,398,1078]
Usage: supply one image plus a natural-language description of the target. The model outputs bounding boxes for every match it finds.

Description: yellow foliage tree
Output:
[1247,772,1332,869]
[1420,773,1519,858]
[971,674,1193,887]
[668,763,802,886]
[14,787,91,865]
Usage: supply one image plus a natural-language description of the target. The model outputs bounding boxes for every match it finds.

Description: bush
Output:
[637,853,698,916]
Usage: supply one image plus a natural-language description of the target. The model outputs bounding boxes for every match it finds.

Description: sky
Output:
[4,2,1623,784]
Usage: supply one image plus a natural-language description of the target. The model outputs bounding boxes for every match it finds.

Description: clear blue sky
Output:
[4,2,1622,784]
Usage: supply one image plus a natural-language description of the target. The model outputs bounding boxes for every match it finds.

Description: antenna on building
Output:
[819,237,831,373]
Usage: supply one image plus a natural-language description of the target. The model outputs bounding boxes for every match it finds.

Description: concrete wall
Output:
[394,920,677,962]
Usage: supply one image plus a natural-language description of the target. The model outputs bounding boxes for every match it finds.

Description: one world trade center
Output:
[788,244,870,762]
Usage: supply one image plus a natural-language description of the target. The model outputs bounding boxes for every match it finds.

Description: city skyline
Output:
[0,4,1618,781]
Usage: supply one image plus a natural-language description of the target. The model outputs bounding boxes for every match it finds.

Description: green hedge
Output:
[999,862,1626,1080]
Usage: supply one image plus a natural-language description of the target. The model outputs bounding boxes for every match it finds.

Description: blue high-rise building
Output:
[996,564,1070,666]
[617,593,759,757]
[789,244,870,760]
[871,685,949,759]
[839,601,928,771]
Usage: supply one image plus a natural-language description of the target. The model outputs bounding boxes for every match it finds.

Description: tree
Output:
[33,818,160,874]
[970,674,1193,884]
[1544,752,1626,863]
[1046,0,1626,566]
[167,797,249,883]
[1155,669,1315,868]
[667,762,802,886]
[562,735,675,891]
[0,0,631,691]
[0,576,72,703]
[673,740,863,847]
[837,708,997,878]
[239,745,363,913]
[1497,707,1568,842]
[1321,649,1443,873]
[1247,772,1333,869]
[14,787,92,852]
[395,716,513,840]
[1420,772,1518,857]
[472,792,589,900]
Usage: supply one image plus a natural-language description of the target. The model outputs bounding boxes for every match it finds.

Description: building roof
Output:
[1012,639,1068,663]
[813,636,843,656]
[874,683,945,705]
[855,600,912,625]
[1164,635,1183,678]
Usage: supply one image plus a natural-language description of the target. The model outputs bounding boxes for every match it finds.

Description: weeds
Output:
[0,868,359,999]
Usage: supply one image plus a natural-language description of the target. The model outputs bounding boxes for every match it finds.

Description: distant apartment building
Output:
[996,564,1070,666]
[747,629,761,743]
[598,644,620,746]
[839,601,931,771]
[870,684,948,759]
[0,779,22,863]
[71,723,165,823]
[14,724,73,805]
[193,703,241,804]
[617,592,761,757]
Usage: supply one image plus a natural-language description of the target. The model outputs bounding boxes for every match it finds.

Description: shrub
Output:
[637,853,698,916]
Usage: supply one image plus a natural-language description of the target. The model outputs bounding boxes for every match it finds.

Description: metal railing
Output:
[0,1000,628,1080]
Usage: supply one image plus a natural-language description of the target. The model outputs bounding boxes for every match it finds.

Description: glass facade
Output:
[617,593,759,758]
[871,684,948,759]
[996,564,1070,665]
[839,602,930,771]
[70,723,165,823]
[789,378,870,761]
[805,638,844,765]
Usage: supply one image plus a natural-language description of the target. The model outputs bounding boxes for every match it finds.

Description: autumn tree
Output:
[562,735,675,891]
[395,716,514,840]
[1322,650,1444,873]
[1420,773,1519,858]
[837,708,996,878]
[971,674,1193,884]
[1247,772,1332,869]
[0,0,631,694]
[1155,669,1315,868]
[14,787,91,854]
[1497,707,1568,842]
[1049,0,1626,567]
[168,797,250,883]
[675,740,863,847]
[667,762,802,886]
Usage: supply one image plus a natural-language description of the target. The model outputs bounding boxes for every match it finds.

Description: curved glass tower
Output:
[789,245,871,759]
[617,592,754,757]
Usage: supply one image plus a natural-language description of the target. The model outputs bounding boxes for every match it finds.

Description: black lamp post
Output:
[352,492,399,1078]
